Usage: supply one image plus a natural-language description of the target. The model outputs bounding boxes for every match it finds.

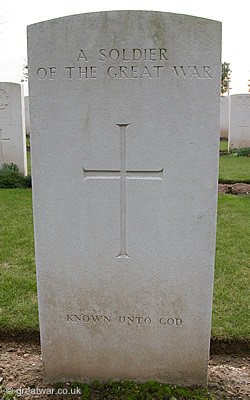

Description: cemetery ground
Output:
[219,141,228,153]
[0,150,249,399]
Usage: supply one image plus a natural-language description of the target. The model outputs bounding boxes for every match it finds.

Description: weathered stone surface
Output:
[28,11,221,386]
[228,94,250,150]
[220,96,229,139]
[0,82,27,175]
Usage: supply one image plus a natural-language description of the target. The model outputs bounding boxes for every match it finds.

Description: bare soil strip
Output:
[218,183,250,195]
[0,339,249,400]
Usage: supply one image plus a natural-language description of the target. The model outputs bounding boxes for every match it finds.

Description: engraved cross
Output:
[238,120,248,137]
[0,129,10,159]
[83,124,163,258]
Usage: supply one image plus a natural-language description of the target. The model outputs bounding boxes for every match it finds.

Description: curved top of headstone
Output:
[28,10,220,27]
[0,83,22,110]
[27,11,221,71]
[230,93,250,97]
[0,82,21,87]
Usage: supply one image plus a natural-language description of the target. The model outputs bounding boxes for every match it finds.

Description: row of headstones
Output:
[0,82,28,175]
[220,94,250,150]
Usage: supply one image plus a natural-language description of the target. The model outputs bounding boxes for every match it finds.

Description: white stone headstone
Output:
[220,96,229,139]
[28,11,221,386]
[0,83,27,175]
[228,94,250,150]
[24,96,30,136]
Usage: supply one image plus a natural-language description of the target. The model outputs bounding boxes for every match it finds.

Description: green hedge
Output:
[0,163,31,189]
[230,147,250,157]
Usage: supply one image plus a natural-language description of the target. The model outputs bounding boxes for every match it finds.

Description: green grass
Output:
[212,194,249,340]
[0,189,249,341]
[0,378,213,400]
[219,154,250,183]
[0,377,19,400]
[219,140,228,152]
[0,189,38,331]
[66,380,212,399]
[0,190,248,399]
[26,151,31,175]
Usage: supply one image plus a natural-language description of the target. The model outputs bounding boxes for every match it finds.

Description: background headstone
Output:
[220,96,229,139]
[0,82,27,175]
[28,11,221,386]
[228,94,250,150]
[24,96,30,136]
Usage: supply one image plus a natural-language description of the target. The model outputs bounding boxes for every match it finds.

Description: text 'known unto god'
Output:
[67,314,183,326]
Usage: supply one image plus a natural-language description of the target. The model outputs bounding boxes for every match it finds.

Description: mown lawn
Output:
[26,151,31,175]
[0,189,37,331]
[212,194,249,339]
[219,155,250,183]
[0,189,249,340]
[219,140,228,152]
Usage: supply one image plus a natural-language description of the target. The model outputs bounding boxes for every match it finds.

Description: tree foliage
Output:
[221,62,231,95]
[21,63,28,82]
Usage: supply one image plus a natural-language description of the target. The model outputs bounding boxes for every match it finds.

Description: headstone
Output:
[0,82,27,175]
[228,94,250,150]
[220,96,229,139]
[24,96,30,136]
[28,11,221,386]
